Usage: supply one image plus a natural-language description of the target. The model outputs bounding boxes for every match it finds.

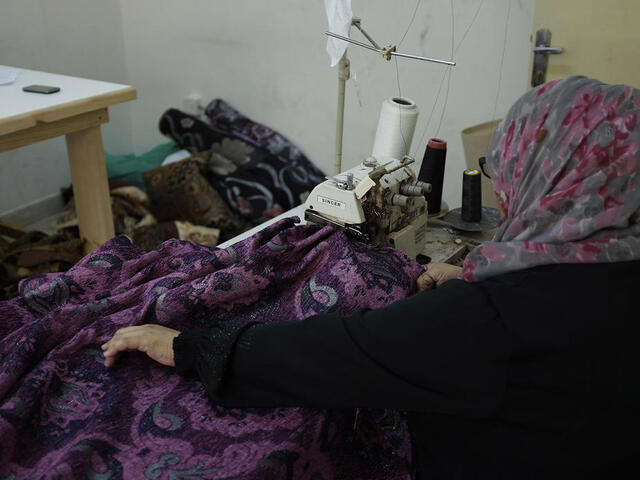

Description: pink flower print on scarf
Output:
[462,76,640,281]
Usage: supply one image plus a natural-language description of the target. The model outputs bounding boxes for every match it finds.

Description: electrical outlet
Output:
[183,93,203,117]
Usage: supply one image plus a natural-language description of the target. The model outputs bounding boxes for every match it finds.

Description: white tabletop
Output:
[0,66,133,120]
[0,66,136,138]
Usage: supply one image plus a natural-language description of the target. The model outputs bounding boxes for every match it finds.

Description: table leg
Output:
[65,125,114,254]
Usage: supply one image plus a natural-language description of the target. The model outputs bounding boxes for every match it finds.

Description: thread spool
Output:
[372,97,419,160]
[461,169,482,222]
[418,138,447,214]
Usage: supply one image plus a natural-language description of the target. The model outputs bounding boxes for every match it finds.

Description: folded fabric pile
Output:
[1,100,323,300]
[56,99,324,252]
[141,157,242,238]
[0,218,420,479]
[57,182,222,253]
[0,230,83,300]
[158,99,325,225]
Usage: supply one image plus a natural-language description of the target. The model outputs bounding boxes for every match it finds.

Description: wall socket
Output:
[183,93,203,117]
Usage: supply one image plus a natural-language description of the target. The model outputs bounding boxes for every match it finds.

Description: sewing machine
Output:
[311,13,458,260]
[218,11,493,263]
[303,155,431,258]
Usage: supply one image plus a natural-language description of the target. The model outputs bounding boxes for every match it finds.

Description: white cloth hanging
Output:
[324,0,353,66]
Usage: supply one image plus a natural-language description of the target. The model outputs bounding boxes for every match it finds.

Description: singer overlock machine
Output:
[303,20,457,259]
[304,147,432,259]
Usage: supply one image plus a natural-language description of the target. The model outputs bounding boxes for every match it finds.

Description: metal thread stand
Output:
[329,19,455,175]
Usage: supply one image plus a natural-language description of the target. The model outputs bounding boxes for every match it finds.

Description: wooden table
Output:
[0,66,136,253]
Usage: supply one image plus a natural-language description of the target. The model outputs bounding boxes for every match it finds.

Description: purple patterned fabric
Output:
[158,104,325,225]
[0,218,422,479]
[205,100,320,172]
[463,76,640,281]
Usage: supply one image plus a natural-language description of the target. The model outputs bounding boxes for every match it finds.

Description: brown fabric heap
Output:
[131,221,220,251]
[142,158,242,237]
[131,222,179,251]
[57,178,229,252]
[111,186,156,234]
[58,185,156,237]
[0,231,83,300]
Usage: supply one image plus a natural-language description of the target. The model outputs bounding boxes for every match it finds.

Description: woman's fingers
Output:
[102,326,148,367]
[417,263,463,290]
[101,324,180,368]
[417,271,435,291]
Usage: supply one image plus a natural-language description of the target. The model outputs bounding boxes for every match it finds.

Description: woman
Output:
[103,76,640,478]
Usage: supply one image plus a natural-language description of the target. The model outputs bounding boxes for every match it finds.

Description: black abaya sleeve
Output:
[174,279,510,417]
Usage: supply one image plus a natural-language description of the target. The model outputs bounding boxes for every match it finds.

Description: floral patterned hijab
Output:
[462,76,640,281]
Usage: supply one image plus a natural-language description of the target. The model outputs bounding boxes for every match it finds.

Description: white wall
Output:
[1,0,534,215]
[0,0,131,215]
[120,0,534,207]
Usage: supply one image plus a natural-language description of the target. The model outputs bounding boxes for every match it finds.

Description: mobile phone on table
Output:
[22,85,60,94]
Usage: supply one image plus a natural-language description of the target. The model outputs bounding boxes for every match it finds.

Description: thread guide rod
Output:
[351,18,380,49]
[325,31,456,66]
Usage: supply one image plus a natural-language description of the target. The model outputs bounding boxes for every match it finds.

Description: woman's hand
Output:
[417,263,462,291]
[102,324,180,367]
